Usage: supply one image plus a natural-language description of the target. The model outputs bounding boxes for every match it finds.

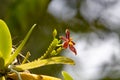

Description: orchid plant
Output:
[0,19,77,80]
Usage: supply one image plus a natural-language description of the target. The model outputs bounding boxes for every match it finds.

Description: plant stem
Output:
[10,68,22,80]
[39,38,59,59]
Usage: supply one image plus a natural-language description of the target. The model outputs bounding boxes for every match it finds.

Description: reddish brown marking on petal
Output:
[71,41,75,45]
[63,41,69,49]
[60,29,77,55]
[66,29,70,39]
[69,44,77,55]
[60,36,67,41]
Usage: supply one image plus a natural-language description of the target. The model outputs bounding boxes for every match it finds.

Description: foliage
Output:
[62,71,73,80]
[0,19,76,80]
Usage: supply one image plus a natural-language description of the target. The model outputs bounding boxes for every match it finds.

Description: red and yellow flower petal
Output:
[69,44,77,55]
[65,29,70,39]
[71,41,75,45]
[63,41,69,49]
[60,29,77,55]
[60,36,67,41]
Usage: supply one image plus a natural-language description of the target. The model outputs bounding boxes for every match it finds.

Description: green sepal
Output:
[13,56,75,71]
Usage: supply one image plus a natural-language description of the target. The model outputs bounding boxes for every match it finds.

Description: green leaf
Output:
[62,71,73,80]
[0,19,12,64]
[6,24,36,66]
[13,56,75,71]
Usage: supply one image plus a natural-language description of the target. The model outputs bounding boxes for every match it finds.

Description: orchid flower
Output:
[60,29,77,55]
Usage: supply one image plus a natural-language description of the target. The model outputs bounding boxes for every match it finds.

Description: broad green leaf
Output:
[6,24,36,66]
[0,19,12,63]
[13,56,75,71]
[62,71,73,80]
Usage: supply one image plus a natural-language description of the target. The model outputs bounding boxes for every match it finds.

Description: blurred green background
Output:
[0,0,83,78]
[0,0,114,79]
[0,0,65,77]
